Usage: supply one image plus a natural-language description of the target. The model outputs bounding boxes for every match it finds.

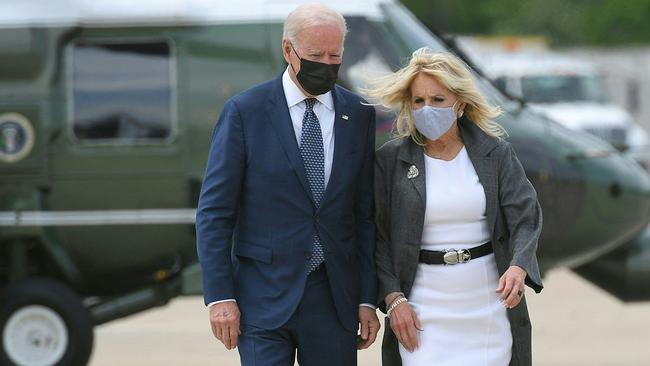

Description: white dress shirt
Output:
[208,69,374,310]
[282,68,336,187]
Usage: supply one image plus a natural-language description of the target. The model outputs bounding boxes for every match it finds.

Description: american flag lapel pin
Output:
[342,114,349,120]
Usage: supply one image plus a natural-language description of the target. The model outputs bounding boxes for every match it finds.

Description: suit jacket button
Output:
[498,236,505,243]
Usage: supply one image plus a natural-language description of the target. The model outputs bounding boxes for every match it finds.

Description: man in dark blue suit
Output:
[196,4,379,365]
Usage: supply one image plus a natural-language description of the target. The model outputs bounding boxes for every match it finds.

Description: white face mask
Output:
[412,101,463,141]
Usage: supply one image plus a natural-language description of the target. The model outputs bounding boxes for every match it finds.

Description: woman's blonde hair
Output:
[365,47,506,144]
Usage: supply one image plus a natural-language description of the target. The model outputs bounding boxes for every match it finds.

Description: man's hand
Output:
[357,307,380,350]
[209,301,241,350]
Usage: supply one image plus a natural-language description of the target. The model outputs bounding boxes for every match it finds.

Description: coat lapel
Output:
[320,86,350,209]
[266,75,314,205]
[397,138,426,208]
[459,118,500,233]
[472,157,498,232]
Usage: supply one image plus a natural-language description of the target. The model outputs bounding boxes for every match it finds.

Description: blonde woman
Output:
[370,48,543,366]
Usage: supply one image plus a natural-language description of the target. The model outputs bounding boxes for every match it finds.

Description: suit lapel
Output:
[320,86,350,209]
[267,76,315,205]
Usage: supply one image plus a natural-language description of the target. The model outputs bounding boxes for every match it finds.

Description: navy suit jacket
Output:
[196,74,377,332]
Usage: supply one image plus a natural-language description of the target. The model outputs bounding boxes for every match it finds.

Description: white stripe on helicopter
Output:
[0,209,197,226]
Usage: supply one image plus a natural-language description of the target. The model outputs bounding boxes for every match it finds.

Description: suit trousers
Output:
[237,265,357,366]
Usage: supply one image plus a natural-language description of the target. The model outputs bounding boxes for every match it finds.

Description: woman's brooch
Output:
[407,165,419,179]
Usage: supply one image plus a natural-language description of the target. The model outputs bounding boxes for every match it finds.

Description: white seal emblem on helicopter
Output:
[0,113,35,163]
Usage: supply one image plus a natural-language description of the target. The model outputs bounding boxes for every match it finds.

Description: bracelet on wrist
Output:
[386,292,404,307]
[387,297,408,318]
[387,294,404,309]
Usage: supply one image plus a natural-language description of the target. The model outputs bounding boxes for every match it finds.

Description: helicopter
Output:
[1,0,649,365]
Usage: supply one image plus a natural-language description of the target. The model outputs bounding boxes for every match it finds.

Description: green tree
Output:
[401,0,650,47]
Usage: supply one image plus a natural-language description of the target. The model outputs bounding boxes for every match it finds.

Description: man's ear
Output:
[282,39,293,64]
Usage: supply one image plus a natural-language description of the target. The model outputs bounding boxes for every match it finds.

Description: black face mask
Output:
[290,44,340,95]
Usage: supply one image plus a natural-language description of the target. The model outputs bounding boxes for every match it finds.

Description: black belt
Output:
[419,242,493,265]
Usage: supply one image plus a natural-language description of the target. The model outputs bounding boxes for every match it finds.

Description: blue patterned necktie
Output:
[300,98,325,272]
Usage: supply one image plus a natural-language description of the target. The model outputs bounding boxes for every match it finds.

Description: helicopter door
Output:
[46,37,191,289]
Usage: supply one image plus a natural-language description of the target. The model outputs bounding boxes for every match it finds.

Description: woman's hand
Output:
[496,265,527,308]
[389,301,423,353]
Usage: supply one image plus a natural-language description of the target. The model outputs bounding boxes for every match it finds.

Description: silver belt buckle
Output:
[443,249,471,265]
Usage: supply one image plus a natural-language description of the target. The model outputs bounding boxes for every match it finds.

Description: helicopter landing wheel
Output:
[0,279,93,366]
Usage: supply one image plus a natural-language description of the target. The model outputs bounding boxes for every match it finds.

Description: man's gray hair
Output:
[283,4,347,48]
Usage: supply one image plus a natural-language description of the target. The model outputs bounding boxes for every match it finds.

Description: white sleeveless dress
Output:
[399,147,512,366]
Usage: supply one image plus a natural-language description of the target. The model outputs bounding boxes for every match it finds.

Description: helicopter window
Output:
[70,41,174,142]
[493,77,508,94]
[340,17,410,146]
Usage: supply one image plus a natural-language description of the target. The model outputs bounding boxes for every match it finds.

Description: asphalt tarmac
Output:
[89,268,650,366]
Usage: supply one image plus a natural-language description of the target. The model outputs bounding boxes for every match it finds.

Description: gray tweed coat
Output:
[374,117,544,366]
